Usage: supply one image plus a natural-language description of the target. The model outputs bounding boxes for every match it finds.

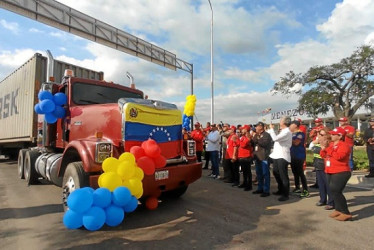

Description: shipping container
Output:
[0,53,103,157]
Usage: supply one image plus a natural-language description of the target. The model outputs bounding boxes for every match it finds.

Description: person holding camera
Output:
[320,127,352,221]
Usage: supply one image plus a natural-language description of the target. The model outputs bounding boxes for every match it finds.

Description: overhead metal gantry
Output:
[0,0,194,77]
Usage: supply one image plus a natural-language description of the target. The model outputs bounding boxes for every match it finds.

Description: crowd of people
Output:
[185,116,374,222]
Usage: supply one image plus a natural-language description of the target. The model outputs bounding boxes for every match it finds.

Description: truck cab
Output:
[20,69,202,205]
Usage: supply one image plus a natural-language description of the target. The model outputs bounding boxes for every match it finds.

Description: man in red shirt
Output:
[309,118,324,141]
[338,117,355,170]
[190,122,204,163]
[226,126,240,186]
[238,125,253,191]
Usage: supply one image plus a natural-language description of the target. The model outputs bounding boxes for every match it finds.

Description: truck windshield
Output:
[72,82,143,105]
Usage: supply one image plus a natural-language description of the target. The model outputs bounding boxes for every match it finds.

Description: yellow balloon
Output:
[102,157,119,173]
[117,161,136,180]
[133,167,144,181]
[100,172,122,192]
[118,152,136,165]
[125,178,143,196]
[134,188,143,199]
[98,173,104,187]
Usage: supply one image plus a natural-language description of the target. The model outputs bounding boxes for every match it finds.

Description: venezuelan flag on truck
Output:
[122,102,182,159]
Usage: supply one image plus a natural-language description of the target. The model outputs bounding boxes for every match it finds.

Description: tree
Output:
[272,45,374,121]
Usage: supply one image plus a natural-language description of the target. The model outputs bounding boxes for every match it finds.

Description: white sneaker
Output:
[214,175,221,179]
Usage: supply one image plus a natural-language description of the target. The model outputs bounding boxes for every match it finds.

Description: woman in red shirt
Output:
[238,125,253,191]
[320,127,352,221]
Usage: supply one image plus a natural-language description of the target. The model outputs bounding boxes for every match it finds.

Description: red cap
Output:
[339,117,348,122]
[241,125,251,131]
[329,127,346,136]
[194,122,200,126]
[230,125,237,131]
[297,118,302,122]
[314,118,322,123]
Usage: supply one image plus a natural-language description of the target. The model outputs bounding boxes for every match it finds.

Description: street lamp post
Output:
[208,0,214,124]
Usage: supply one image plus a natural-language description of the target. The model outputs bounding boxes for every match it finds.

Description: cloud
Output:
[29,28,43,33]
[0,49,38,79]
[0,19,19,34]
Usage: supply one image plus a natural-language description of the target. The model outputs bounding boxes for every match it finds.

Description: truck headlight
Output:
[95,142,112,163]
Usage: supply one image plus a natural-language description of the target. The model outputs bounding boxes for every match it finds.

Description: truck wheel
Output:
[24,150,40,185]
[161,186,188,199]
[62,162,88,211]
[17,149,27,179]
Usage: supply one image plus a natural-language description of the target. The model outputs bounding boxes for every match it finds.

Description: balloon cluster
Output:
[63,141,167,231]
[34,90,67,124]
[182,95,197,131]
[63,186,138,231]
[130,139,167,175]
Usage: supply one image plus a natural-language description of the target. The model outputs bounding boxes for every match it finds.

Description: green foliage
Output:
[353,147,369,170]
[272,45,374,120]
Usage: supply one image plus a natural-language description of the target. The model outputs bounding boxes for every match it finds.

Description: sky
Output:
[1,0,374,126]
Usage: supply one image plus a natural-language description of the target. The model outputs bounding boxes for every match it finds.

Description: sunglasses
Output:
[319,133,326,136]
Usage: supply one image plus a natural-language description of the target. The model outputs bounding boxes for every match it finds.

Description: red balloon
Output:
[145,196,158,210]
[130,146,146,160]
[154,155,167,169]
[141,139,157,150]
[136,156,155,175]
[144,144,161,158]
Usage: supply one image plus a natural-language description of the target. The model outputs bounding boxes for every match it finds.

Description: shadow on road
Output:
[0,204,63,220]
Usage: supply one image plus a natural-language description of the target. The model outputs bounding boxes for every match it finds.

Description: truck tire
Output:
[62,162,88,211]
[24,150,40,185]
[161,185,188,199]
[17,149,27,179]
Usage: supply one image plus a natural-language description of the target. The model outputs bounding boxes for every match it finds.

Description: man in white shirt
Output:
[268,116,292,201]
[206,124,221,179]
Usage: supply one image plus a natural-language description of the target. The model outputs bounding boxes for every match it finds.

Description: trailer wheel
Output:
[17,149,27,179]
[62,162,88,211]
[161,185,188,200]
[24,150,40,185]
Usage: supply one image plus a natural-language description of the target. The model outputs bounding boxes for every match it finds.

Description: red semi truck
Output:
[0,52,202,205]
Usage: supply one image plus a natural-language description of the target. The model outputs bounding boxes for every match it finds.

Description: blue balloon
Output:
[105,205,124,227]
[39,99,56,113]
[83,206,106,231]
[63,209,83,229]
[38,90,53,101]
[123,195,138,213]
[34,103,44,114]
[112,187,131,207]
[93,188,112,208]
[44,112,58,124]
[52,106,66,118]
[67,188,94,214]
[54,92,67,106]
[81,187,95,194]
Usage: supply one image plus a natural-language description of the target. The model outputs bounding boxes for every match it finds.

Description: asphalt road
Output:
[1,159,374,250]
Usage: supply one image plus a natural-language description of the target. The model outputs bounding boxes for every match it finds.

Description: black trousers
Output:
[239,157,252,187]
[272,158,290,197]
[327,171,351,214]
[223,158,233,181]
[196,151,202,163]
[291,157,308,191]
[204,151,210,168]
[231,160,240,185]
